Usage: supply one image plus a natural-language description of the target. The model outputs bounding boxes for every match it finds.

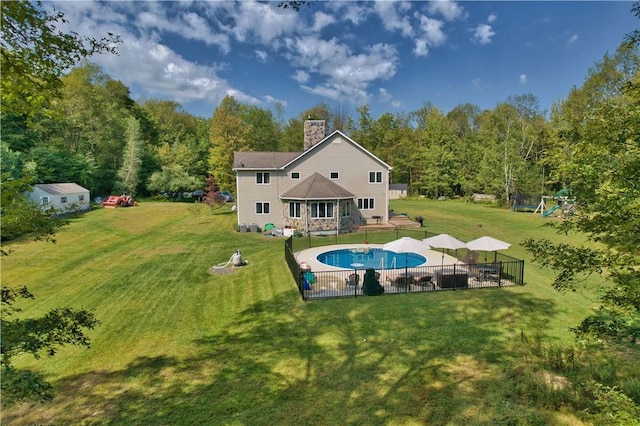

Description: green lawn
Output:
[1,200,609,424]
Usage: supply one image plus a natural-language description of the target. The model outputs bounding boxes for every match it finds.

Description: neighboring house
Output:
[28,183,91,213]
[233,120,392,234]
[389,183,408,200]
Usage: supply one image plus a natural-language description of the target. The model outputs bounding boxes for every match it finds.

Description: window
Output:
[342,201,352,217]
[289,202,301,218]
[79,195,85,202]
[61,196,68,203]
[369,171,383,183]
[255,202,270,214]
[256,172,270,184]
[330,172,339,179]
[291,172,300,179]
[358,198,375,210]
[41,196,50,205]
[311,202,334,219]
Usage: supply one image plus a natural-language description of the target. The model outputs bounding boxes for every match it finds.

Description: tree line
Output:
[2,39,636,207]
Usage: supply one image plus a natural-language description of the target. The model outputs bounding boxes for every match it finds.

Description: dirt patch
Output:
[209,267,236,275]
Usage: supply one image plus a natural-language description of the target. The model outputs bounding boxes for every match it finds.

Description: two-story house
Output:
[233,120,392,234]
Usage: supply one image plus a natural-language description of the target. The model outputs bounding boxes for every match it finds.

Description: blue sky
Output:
[51,1,637,120]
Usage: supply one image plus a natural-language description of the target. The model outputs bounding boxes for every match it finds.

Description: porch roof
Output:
[280,172,355,200]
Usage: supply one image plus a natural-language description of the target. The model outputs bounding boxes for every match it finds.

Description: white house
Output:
[233,120,393,234]
[28,183,91,212]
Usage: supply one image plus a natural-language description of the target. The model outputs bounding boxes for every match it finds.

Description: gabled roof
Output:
[280,173,355,200]
[34,183,89,194]
[233,152,300,170]
[282,130,392,171]
[232,130,392,172]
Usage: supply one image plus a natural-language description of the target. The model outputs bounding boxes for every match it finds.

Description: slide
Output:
[542,204,560,217]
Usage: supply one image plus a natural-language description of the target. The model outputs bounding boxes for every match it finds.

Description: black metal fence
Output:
[285,230,525,301]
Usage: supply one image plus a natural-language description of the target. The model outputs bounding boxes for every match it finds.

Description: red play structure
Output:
[101,194,135,208]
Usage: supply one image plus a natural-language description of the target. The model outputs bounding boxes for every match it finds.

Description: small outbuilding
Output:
[389,183,408,200]
[28,183,91,213]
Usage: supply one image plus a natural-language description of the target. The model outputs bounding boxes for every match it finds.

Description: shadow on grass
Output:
[4,290,562,425]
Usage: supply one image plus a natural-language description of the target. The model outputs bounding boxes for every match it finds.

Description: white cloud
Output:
[374,1,414,38]
[133,5,231,53]
[284,36,398,105]
[324,2,371,25]
[428,0,465,22]
[414,39,429,57]
[413,14,446,56]
[312,11,335,32]
[567,34,579,46]
[49,1,259,108]
[255,50,268,63]
[292,70,310,84]
[379,87,392,102]
[378,88,403,108]
[418,15,446,44]
[472,24,495,44]
[221,1,299,45]
[487,13,497,23]
[263,95,287,107]
[471,77,491,91]
[519,74,527,85]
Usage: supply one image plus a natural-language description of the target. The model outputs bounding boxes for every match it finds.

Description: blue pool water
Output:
[317,248,427,269]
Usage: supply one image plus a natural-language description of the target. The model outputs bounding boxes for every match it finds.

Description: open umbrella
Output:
[383,236,431,257]
[383,237,431,283]
[423,233,467,266]
[466,236,511,262]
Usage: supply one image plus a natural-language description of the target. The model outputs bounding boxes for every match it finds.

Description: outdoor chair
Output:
[345,273,360,287]
[463,250,479,265]
[463,250,482,279]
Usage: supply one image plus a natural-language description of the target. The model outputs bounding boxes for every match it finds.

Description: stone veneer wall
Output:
[303,120,326,150]
[281,202,355,234]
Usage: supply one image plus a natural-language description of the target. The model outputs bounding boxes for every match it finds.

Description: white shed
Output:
[389,183,408,200]
[28,183,91,212]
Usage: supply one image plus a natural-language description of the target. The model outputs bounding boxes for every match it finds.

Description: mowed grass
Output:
[2,200,602,424]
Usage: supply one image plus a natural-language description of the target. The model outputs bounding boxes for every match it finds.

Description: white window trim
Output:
[256,172,271,185]
[369,171,383,184]
[310,201,335,219]
[357,198,375,210]
[289,201,301,218]
[342,200,352,217]
[255,201,270,215]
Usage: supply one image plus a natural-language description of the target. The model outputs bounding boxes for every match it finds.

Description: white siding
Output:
[28,185,91,212]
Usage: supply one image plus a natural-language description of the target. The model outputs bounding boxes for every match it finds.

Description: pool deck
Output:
[295,244,462,272]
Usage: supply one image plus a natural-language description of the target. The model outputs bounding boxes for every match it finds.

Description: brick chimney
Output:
[304,120,326,150]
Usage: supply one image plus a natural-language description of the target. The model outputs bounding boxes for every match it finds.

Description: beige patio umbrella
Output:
[423,233,467,267]
[466,236,511,262]
[383,237,431,280]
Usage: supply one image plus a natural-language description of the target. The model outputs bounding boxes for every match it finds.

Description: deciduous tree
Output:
[523,40,640,344]
[1,0,119,119]
[1,286,99,405]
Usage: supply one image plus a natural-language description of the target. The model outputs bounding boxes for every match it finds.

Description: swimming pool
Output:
[316,248,427,269]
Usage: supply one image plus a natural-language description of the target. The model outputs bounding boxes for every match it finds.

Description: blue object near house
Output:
[303,271,316,290]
